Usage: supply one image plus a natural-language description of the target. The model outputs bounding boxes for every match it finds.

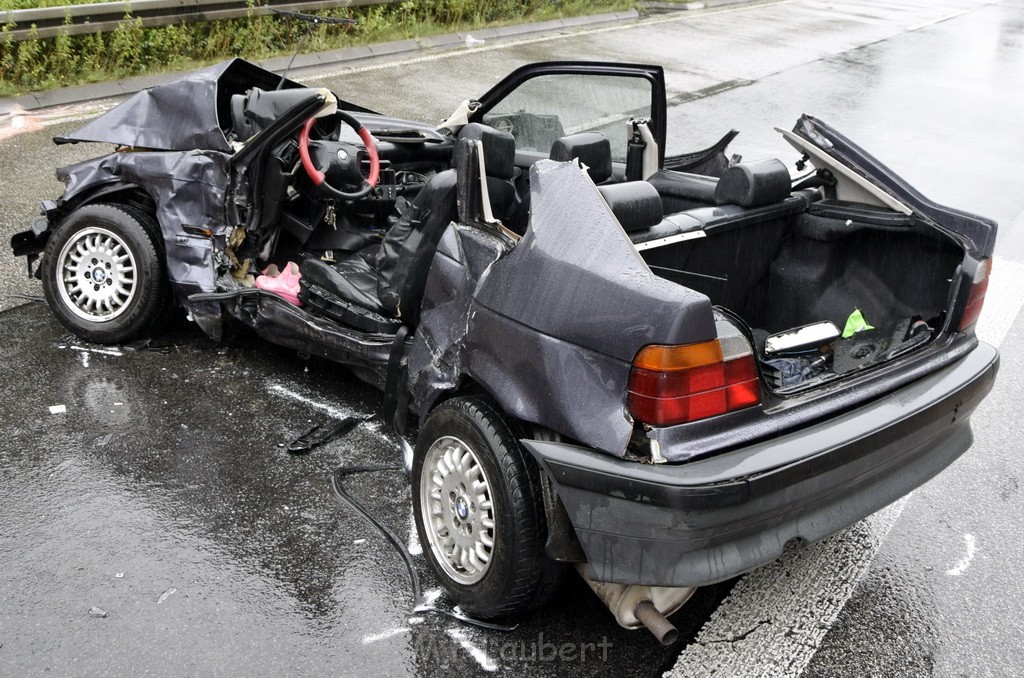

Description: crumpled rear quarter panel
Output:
[411,160,716,455]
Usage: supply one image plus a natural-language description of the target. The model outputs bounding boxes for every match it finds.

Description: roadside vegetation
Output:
[0,0,634,96]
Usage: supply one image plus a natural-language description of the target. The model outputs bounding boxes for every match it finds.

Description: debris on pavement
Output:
[124,337,174,354]
[88,607,107,618]
[115,572,125,578]
[96,433,113,447]
[286,416,368,454]
[7,294,45,303]
[157,587,177,603]
[48,405,66,414]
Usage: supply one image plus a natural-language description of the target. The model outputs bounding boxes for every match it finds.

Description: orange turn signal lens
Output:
[632,340,724,372]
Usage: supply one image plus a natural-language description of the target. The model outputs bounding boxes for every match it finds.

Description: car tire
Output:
[42,203,169,345]
[412,396,564,619]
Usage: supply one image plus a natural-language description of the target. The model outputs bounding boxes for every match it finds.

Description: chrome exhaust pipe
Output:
[575,564,692,645]
[633,600,679,645]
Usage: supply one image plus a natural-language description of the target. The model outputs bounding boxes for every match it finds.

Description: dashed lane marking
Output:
[946,534,977,577]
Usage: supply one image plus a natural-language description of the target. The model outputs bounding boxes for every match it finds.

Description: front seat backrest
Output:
[455,123,519,224]
[377,123,518,325]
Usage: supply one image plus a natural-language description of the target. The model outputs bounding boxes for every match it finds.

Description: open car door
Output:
[471,61,667,171]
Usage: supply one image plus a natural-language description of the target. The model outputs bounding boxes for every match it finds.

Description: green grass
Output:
[0,0,636,96]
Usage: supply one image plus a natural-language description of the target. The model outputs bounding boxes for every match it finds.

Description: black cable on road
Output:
[331,464,516,632]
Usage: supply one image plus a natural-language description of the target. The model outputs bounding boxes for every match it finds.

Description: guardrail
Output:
[2,0,396,41]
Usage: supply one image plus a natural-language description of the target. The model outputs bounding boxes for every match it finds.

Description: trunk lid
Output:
[785,115,998,257]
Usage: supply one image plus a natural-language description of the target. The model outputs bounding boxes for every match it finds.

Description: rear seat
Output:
[626,158,806,248]
[646,170,718,211]
[549,132,801,249]
[713,158,791,208]
[597,181,707,244]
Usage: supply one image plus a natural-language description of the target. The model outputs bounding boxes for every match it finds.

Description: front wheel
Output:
[41,203,169,344]
[412,396,564,619]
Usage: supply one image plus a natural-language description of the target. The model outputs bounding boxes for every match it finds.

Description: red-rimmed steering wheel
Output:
[298,111,380,200]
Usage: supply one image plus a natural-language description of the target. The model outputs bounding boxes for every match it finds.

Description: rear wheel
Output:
[42,203,168,344]
[412,396,564,619]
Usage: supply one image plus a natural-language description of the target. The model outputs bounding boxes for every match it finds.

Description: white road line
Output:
[310,0,793,81]
[446,628,498,672]
[59,343,123,357]
[946,534,977,576]
[667,496,909,677]
[905,9,972,32]
[408,507,423,556]
[421,588,442,606]
[265,382,360,420]
[975,254,1024,347]
[361,627,409,644]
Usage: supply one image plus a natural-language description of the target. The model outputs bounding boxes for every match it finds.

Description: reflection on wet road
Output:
[2,0,1024,675]
[0,304,730,676]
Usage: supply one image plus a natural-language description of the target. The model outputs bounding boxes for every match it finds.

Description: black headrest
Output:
[598,181,663,233]
[550,132,612,183]
[456,123,516,180]
[714,158,791,208]
[230,94,249,140]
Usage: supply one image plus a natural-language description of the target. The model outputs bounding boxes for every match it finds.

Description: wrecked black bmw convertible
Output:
[12,59,999,640]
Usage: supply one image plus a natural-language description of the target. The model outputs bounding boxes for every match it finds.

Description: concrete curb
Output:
[0,0,758,116]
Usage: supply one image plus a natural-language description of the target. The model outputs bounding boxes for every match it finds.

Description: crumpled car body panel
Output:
[54,59,304,151]
[57,150,232,304]
[409,160,716,455]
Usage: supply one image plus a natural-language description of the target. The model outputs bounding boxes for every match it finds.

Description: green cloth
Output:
[841,308,875,339]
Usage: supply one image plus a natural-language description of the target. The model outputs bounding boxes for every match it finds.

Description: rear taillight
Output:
[958,258,991,331]
[627,339,761,426]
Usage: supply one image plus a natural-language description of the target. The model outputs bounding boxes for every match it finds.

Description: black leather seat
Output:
[713,158,791,208]
[550,132,613,184]
[456,123,520,225]
[510,131,614,233]
[298,123,517,330]
[647,158,791,213]
[626,158,800,248]
[301,252,386,316]
[597,181,663,233]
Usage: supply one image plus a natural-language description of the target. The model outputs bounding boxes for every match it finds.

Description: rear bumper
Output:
[523,342,999,587]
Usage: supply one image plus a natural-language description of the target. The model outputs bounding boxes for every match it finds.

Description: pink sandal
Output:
[255,261,303,306]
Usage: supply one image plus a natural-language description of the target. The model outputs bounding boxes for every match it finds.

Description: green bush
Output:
[0,0,633,96]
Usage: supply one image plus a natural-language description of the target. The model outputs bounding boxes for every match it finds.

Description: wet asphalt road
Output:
[2,0,1024,675]
[0,306,718,676]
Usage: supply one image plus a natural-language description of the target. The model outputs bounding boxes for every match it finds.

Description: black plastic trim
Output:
[522,342,998,586]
